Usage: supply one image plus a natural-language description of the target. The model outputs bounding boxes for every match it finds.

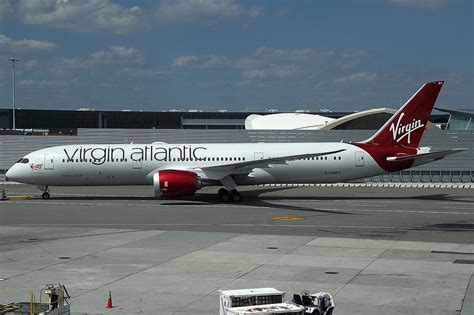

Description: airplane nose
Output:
[5,167,15,182]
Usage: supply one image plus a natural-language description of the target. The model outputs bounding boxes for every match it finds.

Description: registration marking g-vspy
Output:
[389,112,424,144]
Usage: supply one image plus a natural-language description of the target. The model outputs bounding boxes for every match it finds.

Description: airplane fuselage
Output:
[9,142,382,186]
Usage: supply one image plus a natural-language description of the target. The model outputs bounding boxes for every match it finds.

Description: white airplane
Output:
[6,81,463,202]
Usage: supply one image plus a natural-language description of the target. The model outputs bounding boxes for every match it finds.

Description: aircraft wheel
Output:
[230,190,241,203]
[218,188,230,202]
[42,192,50,200]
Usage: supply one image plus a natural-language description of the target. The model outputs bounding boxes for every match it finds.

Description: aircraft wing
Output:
[386,149,465,165]
[146,149,346,181]
[201,149,346,171]
[196,149,346,180]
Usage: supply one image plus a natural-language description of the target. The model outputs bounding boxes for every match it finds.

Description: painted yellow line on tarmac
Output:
[272,216,304,221]
[4,195,38,200]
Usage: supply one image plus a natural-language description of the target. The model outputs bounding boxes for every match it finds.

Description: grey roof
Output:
[435,107,474,116]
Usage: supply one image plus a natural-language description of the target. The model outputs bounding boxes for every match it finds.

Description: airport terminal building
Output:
[0,107,473,183]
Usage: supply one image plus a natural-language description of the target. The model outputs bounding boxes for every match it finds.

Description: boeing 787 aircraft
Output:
[5,81,463,202]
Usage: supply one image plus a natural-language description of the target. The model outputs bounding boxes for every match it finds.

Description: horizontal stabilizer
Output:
[386,149,465,165]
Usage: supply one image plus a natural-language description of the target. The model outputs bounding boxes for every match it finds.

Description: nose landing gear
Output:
[38,186,50,199]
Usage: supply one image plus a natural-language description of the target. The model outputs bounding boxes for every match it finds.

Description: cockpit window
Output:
[20,158,29,164]
[16,158,23,163]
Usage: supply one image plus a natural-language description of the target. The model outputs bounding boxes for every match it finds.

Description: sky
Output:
[0,0,472,112]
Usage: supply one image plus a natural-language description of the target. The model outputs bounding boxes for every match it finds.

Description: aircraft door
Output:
[355,151,364,167]
[254,152,264,160]
[44,155,54,170]
[132,159,142,169]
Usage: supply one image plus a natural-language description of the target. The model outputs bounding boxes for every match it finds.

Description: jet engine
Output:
[153,170,202,198]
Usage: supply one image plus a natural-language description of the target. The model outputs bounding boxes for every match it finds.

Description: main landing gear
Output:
[218,176,241,203]
[218,188,241,203]
[39,186,50,199]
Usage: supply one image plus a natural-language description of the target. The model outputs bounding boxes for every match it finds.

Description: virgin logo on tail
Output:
[389,112,424,144]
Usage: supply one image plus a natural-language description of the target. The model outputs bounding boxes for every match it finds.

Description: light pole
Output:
[8,57,20,130]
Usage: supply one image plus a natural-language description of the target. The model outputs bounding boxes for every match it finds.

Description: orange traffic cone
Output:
[106,291,113,308]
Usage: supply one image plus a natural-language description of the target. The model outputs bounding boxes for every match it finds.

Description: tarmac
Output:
[0,184,473,314]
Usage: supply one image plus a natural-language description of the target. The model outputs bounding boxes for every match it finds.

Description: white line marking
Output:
[289,199,472,205]
[9,223,408,229]
[2,201,473,215]
[1,200,269,209]
[443,206,473,210]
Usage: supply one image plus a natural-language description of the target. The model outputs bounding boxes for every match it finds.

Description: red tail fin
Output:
[361,81,444,148]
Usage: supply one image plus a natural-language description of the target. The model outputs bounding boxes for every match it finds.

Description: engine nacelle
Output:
[153,170,201,198]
